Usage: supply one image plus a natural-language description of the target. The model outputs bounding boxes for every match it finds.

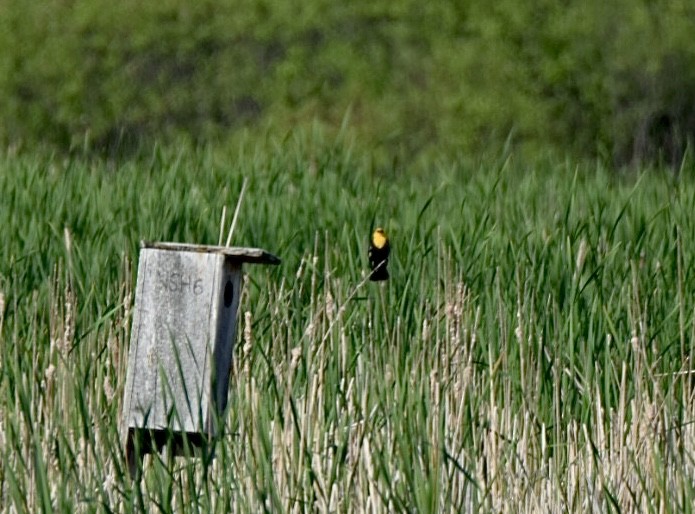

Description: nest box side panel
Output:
[207,262,243,434]
[123,248,223,433]
[120,249,150,444]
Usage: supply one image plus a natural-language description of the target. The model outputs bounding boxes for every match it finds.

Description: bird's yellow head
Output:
[372,228,388,249]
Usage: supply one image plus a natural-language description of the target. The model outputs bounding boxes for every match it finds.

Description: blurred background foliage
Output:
[1,0,694,166]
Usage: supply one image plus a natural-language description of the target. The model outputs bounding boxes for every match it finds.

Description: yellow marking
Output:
[372,228,388,249]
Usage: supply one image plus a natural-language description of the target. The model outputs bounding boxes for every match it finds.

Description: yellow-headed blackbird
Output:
[369,227,390,281]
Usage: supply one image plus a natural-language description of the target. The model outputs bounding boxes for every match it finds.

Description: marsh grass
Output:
[2,139,695,512]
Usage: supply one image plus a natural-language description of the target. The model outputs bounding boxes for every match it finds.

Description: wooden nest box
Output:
[120,241,280,476]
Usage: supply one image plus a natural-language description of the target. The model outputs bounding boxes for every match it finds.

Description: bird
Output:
[369,227,390,281]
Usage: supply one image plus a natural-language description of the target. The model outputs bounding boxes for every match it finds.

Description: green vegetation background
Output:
[2,0,695,165]
[5,1,695,509]
[4,139,695,510]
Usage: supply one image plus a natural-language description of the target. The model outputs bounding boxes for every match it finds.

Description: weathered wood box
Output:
[120,242,279,472]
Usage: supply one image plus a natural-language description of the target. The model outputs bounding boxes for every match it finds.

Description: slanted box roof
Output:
[142,241,281,265]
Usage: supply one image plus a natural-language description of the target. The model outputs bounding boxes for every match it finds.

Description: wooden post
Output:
[120,242,279,477]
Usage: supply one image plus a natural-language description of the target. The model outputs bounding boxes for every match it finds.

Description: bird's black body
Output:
[369,228,390,281]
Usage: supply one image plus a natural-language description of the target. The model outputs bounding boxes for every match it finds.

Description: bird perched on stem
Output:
[369,227,390,281]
